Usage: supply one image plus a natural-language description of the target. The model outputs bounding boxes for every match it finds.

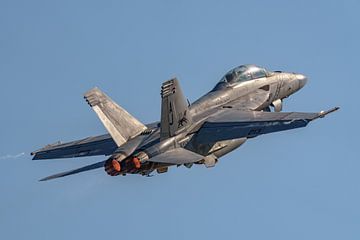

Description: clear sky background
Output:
[0,0,359,239]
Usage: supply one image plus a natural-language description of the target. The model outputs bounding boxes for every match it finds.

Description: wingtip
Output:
[39,175,59,181]
[330,106,340,112]
[39,177,50,182]
[31,152,38,160]
[318,106,340,119]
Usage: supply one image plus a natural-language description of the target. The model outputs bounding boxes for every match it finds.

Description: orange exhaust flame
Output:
[133,157,141,169]
[112,160,121,172]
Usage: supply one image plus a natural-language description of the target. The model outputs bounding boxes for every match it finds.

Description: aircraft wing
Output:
[147,148,204,164]
[195,107,339,144]
[31,134,117,160]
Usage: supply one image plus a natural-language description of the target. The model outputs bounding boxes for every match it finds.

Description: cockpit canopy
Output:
[212,64,269,92]
[220,64,268,84]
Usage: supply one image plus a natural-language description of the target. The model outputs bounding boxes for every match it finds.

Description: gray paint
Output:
[32,64,338,180]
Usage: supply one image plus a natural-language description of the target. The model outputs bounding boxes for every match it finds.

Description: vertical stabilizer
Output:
[160,78,192,140]
[84,87,146,146]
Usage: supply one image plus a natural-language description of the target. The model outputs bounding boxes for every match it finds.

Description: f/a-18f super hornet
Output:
[32,64,339,181]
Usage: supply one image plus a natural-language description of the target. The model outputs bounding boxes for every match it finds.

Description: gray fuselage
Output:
[110,65,308,175]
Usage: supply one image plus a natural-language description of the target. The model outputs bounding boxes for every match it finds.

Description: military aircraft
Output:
[32,64,339,181]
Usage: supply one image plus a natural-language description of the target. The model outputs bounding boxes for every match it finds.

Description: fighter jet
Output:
[31,64,339,181]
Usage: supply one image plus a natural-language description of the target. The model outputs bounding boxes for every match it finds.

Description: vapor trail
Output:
[0,152,25,160]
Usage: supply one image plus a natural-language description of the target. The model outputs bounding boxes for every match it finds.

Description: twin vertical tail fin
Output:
[84,87,147,147]
[160,78,192,141]
[84,79,191,146]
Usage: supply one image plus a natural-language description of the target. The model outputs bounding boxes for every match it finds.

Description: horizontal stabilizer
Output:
[84,87,147,146]
[39,160,106,181]
[147,148,204,165]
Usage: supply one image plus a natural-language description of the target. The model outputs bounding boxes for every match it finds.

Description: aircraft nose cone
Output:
[296,74,308,89]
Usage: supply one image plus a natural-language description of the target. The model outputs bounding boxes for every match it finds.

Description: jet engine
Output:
[104,151,150,176]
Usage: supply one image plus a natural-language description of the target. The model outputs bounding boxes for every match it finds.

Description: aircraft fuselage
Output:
[105,66,308,176]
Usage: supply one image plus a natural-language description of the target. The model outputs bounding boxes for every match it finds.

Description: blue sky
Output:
[0,0,359,239]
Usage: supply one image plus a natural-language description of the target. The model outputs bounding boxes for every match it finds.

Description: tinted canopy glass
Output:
[220,65,267,84]
[212,65,268,91]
